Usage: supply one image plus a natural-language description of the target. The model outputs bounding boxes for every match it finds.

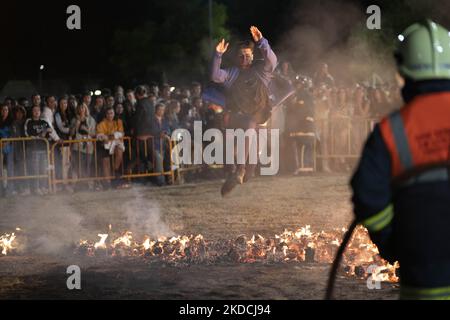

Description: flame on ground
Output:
[0,229,20,256]
[77,225,399,283]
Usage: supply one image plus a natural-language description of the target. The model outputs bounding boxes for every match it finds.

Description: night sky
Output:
[0,0,416,92]
[1,1,150,84]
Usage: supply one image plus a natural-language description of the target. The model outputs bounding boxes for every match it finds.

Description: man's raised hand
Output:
[216,39,229,54]
[250,26,263,42]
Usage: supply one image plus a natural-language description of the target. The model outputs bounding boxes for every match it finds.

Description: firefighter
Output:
[286,75,316,174]
[351,19,450,299]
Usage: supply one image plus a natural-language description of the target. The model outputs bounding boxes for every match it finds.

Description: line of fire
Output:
[1,0,450,307]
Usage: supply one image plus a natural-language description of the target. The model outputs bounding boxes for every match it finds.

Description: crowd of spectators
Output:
[0,81,216,196]
[276,61,403,174]
[0,63,404,197]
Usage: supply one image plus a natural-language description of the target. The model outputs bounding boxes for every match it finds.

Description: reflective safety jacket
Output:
[351,89,450,300]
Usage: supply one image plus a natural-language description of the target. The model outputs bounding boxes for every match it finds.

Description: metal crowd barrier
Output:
[315,116,378,160]
[0,137,52,192]
[49,136,175,191]
[1,117,379,194]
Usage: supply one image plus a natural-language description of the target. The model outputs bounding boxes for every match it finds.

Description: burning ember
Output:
[76,225,399,283]
[0,228,20,256]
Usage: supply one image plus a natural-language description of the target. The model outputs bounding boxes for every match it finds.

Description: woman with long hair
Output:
[70,103,96,190]
[54,95,73,191]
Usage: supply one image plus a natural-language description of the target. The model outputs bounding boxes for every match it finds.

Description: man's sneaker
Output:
[220,174,244,197]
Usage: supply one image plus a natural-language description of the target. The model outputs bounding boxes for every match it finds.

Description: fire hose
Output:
[324,219,358,300]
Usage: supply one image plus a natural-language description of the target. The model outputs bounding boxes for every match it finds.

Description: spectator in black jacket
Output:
[0,103,14,196]
[91,95,105,123]
[24,105,60,195]
[133,85,154,137]
[286,79,316,175]
[128,85,155,175]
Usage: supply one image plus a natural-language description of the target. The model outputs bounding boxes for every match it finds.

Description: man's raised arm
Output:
[251,26,277,73]
[210,39,230,84]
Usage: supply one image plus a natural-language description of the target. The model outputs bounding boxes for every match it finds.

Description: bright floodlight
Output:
[94,90,102,95]
[39,65,45,70]
[170,87,176,92]
[398,34,405,42]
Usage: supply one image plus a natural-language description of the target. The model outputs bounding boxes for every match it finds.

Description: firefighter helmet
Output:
[395,19,450,80]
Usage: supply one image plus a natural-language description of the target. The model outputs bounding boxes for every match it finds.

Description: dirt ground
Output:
[0,173,399,299]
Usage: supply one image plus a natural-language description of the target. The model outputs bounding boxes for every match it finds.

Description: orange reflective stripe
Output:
[380,116,403,177]
[389,111,414,170]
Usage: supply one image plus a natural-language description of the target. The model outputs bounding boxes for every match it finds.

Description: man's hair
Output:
[82,90,91,98]
[102,88,112,97]
[155,102,166,111]
[237,40,255,52]
[135,85,147,97]
[45,95,56,104]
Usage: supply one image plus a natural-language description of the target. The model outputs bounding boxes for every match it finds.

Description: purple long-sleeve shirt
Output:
[210,37,277,89]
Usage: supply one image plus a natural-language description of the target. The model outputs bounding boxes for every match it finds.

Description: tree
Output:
[110,0,230,84]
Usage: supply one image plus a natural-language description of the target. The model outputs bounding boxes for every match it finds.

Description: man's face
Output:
[238,48,253,69]
[192,85,201,97]
[106,96,115,107]
[47,96,57,110]
[33,95,41,107]
[83,95,91,106]
[116,87,124,96]
[95,97,104,107]
[149,95,157,105]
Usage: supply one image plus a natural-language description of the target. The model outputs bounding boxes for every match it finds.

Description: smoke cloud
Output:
[6,188,174,256]
[277,0,397,85]
[122,188,174,239]
[9,196,85,256]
